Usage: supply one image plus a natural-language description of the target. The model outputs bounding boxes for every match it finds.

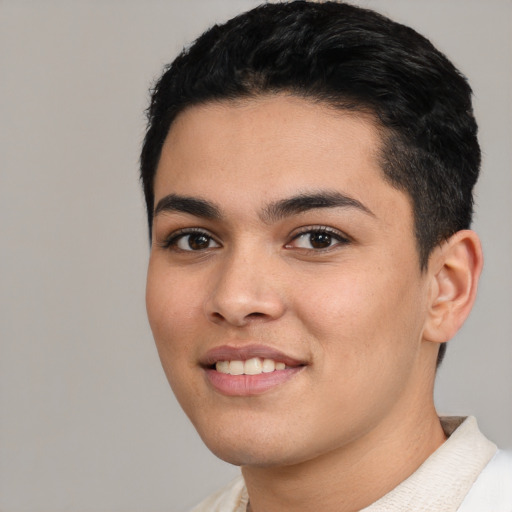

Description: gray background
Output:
[1,1,510,511]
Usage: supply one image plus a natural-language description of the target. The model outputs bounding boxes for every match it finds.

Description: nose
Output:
[205,250,287,327]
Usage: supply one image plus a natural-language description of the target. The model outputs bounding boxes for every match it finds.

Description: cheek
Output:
[147,259,198,327]
[146,265,209,413]
[292,262,425,363]
[292,269,378,340]
[290,268,426,435]
[145,262,205,370]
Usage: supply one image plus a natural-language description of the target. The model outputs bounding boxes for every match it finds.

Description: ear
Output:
[423,230,483,343]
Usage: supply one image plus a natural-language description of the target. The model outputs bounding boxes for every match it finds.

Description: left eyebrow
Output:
[261,191,375,223]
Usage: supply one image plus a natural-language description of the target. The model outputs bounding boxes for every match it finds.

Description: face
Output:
[146,95,435,467]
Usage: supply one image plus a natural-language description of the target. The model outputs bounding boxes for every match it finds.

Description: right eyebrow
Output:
[153,193,222,220]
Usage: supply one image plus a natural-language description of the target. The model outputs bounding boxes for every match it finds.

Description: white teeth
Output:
[244,357,263,375]
[215,357,288,375]
[262,358,275,373]
[229,360,244,375]
[215,360,229,374]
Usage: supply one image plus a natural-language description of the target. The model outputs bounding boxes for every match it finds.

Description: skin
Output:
[146,95,482,511]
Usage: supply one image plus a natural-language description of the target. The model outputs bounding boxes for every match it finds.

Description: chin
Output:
[195,417,330,469]
[191,414,303,467]
[205,440,301,468]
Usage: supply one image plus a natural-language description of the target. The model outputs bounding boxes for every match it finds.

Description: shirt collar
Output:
[360,416,497,512]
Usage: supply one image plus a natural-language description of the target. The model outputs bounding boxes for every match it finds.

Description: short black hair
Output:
[140,0,481,365]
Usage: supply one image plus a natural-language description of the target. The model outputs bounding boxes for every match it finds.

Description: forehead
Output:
[154,94,407,220]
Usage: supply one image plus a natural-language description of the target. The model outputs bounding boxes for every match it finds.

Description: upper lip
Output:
[200,344,307,368]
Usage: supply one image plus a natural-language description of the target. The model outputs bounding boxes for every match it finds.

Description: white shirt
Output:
[190,417,512,512]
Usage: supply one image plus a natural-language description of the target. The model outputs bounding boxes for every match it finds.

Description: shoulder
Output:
[189,475,248,512]
[457,450,512,512]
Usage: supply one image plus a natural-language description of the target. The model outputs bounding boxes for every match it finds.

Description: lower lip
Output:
[204,367,304,396]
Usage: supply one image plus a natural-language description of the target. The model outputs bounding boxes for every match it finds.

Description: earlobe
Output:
[423,230,483,343]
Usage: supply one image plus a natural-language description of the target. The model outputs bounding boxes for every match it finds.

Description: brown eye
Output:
[187,233,211,250]
[287,227,350,251]
[308,232,332,249]
[165,230,221,251]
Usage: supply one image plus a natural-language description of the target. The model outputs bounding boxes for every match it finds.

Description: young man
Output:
[141,2,512,510]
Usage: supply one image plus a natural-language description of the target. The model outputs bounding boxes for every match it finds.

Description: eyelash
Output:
[159,228,220,251]
[287,226,351,251]
[159,226,351,252]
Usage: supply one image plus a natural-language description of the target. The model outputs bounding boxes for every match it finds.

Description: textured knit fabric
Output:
[190,476,248,512]
[457,449,512,512]
[189,416,507,512]
[360,416,497,511]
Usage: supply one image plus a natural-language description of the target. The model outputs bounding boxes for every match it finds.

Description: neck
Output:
[242,398,446,512]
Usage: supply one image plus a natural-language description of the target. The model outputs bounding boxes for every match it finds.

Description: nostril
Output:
[205,289,286,326]
[208,309,269,326]
[247,312,266,319]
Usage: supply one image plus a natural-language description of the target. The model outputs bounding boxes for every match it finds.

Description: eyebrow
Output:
[261,191,374,223]
[153,190,374,223]
[154,193,221,220]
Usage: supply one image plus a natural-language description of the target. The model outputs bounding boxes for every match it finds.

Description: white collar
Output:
[360,416,497,511]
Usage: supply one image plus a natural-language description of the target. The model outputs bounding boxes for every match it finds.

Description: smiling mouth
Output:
[201,345,307,396]
[214,357,289,375]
